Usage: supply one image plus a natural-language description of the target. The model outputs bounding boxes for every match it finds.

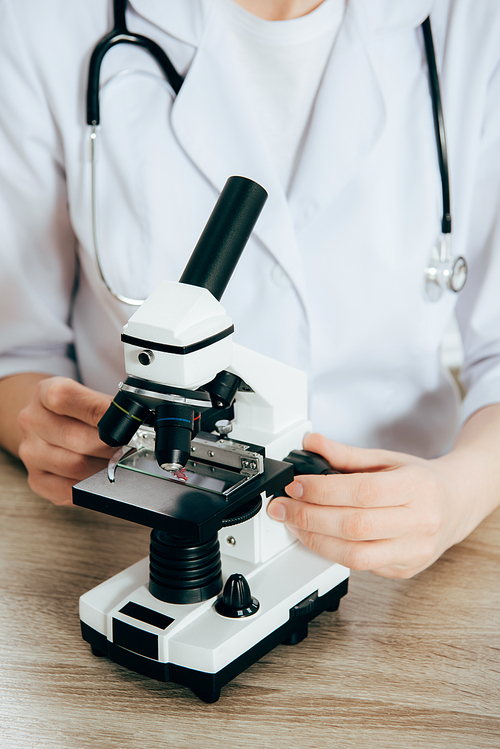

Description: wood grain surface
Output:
[0,447,499,749]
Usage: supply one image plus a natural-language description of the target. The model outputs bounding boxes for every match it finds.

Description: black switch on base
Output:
[215,573,259,618]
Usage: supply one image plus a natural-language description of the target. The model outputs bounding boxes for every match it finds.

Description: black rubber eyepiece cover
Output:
[179,176,268,301]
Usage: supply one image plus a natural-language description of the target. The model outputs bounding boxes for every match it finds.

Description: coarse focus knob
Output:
[215,573,259,618]
[289,591,318,618]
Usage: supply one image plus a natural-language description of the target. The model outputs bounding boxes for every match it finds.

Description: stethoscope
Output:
[87,0,467,306]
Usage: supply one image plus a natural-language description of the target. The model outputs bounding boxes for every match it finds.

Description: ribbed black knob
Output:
[149,530,222,605]
[215,573,259,618]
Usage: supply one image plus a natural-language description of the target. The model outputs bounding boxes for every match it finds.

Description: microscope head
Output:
[122,281,234,390]
[97,176,268,471]
[102,281,234,470]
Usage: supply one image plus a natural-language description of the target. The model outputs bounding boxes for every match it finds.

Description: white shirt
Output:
[221,0,345,190]
[0,0,499,459]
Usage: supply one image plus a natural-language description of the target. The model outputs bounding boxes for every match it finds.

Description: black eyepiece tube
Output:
[179,176,268,301]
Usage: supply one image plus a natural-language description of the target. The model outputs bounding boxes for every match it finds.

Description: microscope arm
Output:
[227,343,311,462]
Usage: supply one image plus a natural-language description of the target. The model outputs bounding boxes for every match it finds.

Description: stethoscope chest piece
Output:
[425,234,468,302]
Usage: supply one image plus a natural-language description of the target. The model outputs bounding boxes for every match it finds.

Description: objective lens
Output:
[98,390,149,447]
[154,403,194,471]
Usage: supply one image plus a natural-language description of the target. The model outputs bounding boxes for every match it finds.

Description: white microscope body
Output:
[74,178,349,702]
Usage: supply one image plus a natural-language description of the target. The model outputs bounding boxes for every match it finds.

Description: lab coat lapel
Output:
[289,0,434,230]
[168,4,306,300]
[130,0,434,291]
[354,0,433,36]
[289,2,386,230]
[129,0,208,47]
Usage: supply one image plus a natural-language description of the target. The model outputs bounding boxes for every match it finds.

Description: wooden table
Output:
[1,447,499,749]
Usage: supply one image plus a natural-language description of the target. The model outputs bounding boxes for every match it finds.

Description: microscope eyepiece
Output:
[179,176,268,301]
[154,403,195,471]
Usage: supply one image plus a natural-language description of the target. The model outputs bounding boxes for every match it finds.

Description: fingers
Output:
[38,377,111,427]
[16,376,116,506]
[26,468,80,506]
[282,466,426,509]
[18,377,115,458]
[284,526,435,576]
[268,496,412,540]
[303,432,410,473]
[284,527,398,570]
[19,433,111,505]
[19,438,110,482]
[265,433,453,578]
[19,403,114,458]
[267,433,447,578]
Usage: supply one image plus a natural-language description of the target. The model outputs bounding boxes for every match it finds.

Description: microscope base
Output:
[79,544,349,703]
[81,580,346,703]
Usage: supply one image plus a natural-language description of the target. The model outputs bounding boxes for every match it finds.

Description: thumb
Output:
[302,432,405,473]
[40,377,112,427]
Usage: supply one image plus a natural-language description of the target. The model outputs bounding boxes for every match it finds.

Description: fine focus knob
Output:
[215,573,259,618]
[215,419,233,437]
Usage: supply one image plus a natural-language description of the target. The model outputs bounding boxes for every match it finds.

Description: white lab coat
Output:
[0,0,499,458]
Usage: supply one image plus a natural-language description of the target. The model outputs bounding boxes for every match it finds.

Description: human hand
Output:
[267,432,472,579]
[17,377,115,506]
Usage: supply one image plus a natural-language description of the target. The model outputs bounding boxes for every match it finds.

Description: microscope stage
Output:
[73,456,293,541]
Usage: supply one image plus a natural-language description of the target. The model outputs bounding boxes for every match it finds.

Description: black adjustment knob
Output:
[290,591,318,618]
[215,573,259,618]
[284,449,340,476]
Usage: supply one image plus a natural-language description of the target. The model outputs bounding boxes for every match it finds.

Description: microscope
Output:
[73,176,349,703]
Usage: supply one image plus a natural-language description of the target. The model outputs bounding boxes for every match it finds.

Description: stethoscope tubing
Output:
[88,70,178,306]
[87,0,183,126]
[422,17,451,236]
